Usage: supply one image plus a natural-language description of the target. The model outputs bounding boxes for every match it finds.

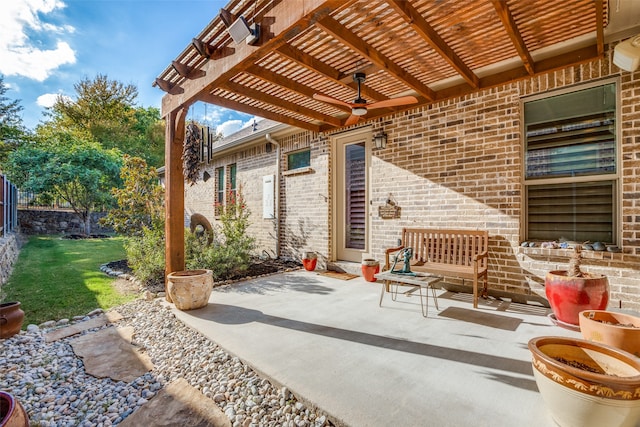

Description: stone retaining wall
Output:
[0,233,20,285]
[18,210,112,235]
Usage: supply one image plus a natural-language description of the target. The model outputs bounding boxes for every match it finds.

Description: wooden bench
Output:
[383,228,489,308]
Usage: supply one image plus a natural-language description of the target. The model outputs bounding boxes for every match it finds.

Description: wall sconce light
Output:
[203,171,211,182]
[373,131,387,149]
[220,9,260,45]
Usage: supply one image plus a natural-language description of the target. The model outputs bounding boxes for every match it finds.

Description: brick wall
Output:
[183,39,640,311]
[185,132,331,267]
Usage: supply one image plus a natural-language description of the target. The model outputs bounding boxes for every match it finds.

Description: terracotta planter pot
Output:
[166,269,213,311]
[302,252,317,271]
[302,258,317,271]
[528,336,640,427]
[579,310,640,358]
[361,259,380,282]
[545,270,609,326]
[0,391,29,426]
[0,302,25,339]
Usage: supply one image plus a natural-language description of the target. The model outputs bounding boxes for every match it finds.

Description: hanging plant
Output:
[183,122,202,186]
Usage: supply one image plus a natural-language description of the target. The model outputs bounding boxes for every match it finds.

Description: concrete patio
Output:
[167,270,580,427]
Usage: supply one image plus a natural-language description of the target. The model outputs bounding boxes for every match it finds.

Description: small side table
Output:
[375,271,443,317]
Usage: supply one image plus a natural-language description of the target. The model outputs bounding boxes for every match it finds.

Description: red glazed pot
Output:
[361,259,380,282]
[545,271,609,326]
[302,258,317,271]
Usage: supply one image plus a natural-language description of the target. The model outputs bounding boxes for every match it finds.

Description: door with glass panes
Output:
[334,129,370,262]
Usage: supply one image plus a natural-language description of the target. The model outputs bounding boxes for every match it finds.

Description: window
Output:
[524,82,617,243]
[287,149,310,170]
[229,163,237,204]
[215,167,224,216]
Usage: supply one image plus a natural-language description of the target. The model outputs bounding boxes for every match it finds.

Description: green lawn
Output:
[2,235,138,327]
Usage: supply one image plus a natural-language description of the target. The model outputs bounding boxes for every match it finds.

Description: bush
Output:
[124,225,165,285]
[186,191,255,281]
[126,190,256,285]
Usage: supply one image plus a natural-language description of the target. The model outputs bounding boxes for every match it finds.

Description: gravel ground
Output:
[1,297,333,427]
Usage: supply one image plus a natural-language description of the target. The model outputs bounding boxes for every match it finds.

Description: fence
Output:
[17,191,72,210]
[0,173,18,238]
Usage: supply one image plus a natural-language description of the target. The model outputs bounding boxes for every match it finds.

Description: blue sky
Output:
[1,0,255,135]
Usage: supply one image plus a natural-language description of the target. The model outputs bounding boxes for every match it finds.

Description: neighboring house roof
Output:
[157,118,294,177]
[211,118,292,157]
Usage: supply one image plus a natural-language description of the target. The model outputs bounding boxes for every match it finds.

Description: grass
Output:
[1,235,138,327]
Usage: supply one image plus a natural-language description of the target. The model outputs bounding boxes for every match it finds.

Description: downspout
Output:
[265,133,280,258]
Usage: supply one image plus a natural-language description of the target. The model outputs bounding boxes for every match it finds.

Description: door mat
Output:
[319,271,359,280]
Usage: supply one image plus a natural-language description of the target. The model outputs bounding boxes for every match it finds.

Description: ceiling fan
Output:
[313,72,418,126]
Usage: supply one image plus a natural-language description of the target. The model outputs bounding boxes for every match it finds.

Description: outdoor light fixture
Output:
[203,171,211,182]
[614,34,640,72]
[220,9,260,45]
[373,131,387,149]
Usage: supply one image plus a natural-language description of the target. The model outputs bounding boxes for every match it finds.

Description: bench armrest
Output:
[384,246,404,270]
[473,250,488,262]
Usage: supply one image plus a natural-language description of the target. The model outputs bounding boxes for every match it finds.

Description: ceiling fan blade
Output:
[367,96,418,110]
[313,93,353,108]
[344,114,360,126]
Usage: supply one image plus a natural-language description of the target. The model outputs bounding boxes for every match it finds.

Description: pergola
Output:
[155,0,634,278]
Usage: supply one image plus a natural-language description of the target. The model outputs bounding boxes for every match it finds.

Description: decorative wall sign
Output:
[378,203,401,219]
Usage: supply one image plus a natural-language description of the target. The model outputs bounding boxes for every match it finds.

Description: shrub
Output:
[185,190,255,281]
[124,225,165,285]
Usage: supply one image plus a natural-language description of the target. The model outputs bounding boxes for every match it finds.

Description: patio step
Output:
[327,261,362,276]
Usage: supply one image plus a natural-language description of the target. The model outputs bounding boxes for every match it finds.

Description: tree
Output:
[0,75,27,163]
[47,74,164,167]
[5,133,122,235]
[101,155,164,237]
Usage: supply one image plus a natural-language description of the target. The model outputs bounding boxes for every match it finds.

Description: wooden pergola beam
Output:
[490,0,535,75]
[436,45,599,101]
[198,92,321,132]
[171,61,206,80]
[222,81,342,126]
[316,16,435,101]
[162,0,351,117]
[275,44,387,101]
[164,106,188,287]
[154,78,184,95]
[245,64,353,114]
[386,0,479,89]
[594,0,605,56]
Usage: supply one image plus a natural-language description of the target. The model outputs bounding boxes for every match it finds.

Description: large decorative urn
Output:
[166,269,213,310]
[528,336,640,427]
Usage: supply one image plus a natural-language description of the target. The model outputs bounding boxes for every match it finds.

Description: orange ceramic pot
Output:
[302,258,317,271]
[579,310,640,358]
[361,259,380,282]
[545,271,609,326]
[0,302,24,339]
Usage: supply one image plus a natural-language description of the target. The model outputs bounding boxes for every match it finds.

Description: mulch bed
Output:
[105,257,302,293]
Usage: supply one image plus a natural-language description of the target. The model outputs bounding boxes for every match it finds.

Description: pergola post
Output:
[164,106,188,299]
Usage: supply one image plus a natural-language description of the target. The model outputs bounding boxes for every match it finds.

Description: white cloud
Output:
[0,0,76,81]
[217,120,243,137]
[36,92,69,107]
